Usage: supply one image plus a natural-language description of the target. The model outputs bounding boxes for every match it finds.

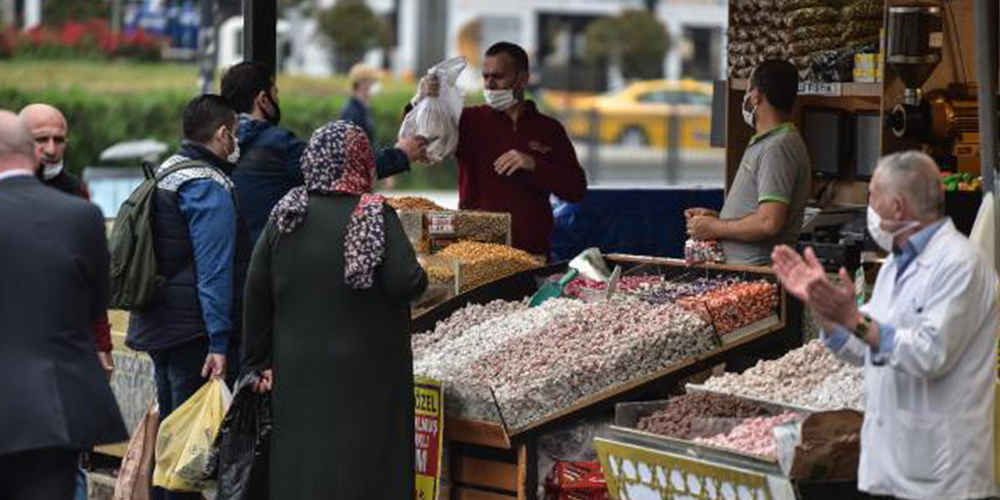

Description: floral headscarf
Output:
[270,120,385,289]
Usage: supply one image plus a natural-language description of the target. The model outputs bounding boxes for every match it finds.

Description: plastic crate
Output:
[546,462,608,491]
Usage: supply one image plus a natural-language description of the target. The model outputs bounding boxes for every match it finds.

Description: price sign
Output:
[798,82,842,96]
[427,213,455,235]
[414,377,444,500]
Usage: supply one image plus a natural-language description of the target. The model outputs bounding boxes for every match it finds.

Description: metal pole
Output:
[242,0,277,71]
[975,0,998,192]
[587,108,601,183]
[666,114,680,184]
[197,0,218,94]
[974,0,999,269]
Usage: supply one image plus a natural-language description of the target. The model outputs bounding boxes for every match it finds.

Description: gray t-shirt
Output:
[719,123,811,265]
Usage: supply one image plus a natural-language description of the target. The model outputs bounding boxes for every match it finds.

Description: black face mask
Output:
[264,91,281,126]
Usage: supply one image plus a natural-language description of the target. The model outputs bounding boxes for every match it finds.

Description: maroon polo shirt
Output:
[455,101,587,256]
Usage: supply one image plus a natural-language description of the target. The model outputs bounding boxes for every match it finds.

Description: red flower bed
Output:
[11,19,163,60]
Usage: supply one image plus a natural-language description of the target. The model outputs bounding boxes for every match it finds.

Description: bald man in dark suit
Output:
[0,109,127,500]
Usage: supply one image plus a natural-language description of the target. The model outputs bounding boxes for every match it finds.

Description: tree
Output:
[317,0,386,73]
[584,10,670,81]
[43,0,109,28]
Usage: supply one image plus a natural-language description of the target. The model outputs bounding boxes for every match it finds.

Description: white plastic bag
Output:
[399,56,467,163]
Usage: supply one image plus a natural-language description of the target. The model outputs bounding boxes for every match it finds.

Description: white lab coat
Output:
[828,219,999,500]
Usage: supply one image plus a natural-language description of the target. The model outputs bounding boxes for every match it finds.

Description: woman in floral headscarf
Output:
[242,120,427,499]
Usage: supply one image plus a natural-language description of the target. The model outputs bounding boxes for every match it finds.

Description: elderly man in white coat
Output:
[771,150,999,500]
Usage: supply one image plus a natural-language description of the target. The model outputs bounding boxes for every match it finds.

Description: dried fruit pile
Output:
[703,340,865,410]
[694,412,801,460]
[412,297,718,428]
[636,393,770,440]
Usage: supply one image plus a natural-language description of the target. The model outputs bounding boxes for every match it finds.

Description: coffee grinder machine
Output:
[884,3,983,173]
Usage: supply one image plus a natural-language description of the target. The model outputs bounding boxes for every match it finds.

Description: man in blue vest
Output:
[126,95,250,500]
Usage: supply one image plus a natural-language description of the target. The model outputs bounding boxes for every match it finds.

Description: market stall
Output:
[410,254,793,500]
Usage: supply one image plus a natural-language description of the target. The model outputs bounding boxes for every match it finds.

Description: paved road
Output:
[574,143,726,189]
[388,145,725,208]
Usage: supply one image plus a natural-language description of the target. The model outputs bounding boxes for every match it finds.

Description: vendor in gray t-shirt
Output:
[686,59,810,266]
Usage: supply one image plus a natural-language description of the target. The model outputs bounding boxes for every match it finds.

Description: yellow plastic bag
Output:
[153,379,232,492]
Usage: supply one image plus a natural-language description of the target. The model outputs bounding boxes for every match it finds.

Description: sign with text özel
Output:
[415,377,444,500]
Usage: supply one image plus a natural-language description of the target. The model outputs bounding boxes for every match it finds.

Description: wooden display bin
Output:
[412,255,795,500]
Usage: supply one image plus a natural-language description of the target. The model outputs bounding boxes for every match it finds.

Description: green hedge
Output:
[0,86,458,190]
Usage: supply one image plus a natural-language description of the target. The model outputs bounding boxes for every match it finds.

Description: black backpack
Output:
[108,160,205,310]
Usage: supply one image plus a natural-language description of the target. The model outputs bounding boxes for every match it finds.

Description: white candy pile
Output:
[413,297,719,428]
[703,340,865,411]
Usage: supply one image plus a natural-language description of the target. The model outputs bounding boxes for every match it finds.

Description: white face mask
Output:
[484,89,517,111]
[41,160,64,180]
[226,130,241,164]
[867,206,919,252]
[742,90,757,129]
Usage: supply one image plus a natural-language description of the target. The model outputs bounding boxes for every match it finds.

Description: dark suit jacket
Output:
[0,174,127,455]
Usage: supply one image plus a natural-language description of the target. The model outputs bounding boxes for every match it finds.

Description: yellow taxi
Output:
[558,80,713,150]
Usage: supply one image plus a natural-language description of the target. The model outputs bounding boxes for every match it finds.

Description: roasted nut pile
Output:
[703,340,865,410]
[694,412,800,460]
[412,297,718,428]
[423,262,455,285]
[387,196,446,212]
[450,211,510,244]
[438,241,542,292]
[677,281,778,335]
[636,393,770,440]
[685,239,726,265]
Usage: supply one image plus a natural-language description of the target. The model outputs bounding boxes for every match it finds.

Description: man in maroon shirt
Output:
[417,42,587,257]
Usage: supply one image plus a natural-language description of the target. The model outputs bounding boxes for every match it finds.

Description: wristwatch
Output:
[853,314,872,340]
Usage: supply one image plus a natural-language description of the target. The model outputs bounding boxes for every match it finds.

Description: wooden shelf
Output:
[730,78,882,97]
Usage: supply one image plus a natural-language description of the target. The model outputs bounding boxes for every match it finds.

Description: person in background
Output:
[19,103,88,197]
[20,102,115,500]
[773,151,998,500]
[415,41,588,257]
[0,109,127,500]
[19,103,115,376]
[221,61,428,242]
[243,120,427,500]
[685,59,810,266]
[125,95,251,500]
[340,63,382,144]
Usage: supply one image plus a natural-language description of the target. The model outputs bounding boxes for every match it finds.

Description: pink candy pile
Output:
[693,412,800,460]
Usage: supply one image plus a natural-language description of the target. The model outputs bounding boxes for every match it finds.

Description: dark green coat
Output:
[243,194,427,499]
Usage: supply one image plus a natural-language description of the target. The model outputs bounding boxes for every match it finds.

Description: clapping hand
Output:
[772,245,858,329]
